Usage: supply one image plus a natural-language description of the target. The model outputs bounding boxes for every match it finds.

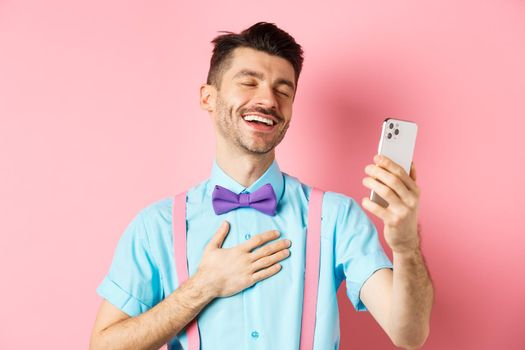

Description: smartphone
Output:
[370,118,418,208]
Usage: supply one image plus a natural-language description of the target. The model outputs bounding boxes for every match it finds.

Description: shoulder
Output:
[138,179,207,220]
[139,197,172,224]
[117,198,172,250]
[133,179,208,234]
[284,172,363,225]
[322,191,358,215]
[285,171,358,213]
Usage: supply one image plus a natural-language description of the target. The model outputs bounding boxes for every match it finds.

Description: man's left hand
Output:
[361,154,421,254]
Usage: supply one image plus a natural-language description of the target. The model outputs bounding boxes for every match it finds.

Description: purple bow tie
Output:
[212,183,277,216]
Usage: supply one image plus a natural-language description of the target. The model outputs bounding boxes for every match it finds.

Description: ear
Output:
[200,84,217,112]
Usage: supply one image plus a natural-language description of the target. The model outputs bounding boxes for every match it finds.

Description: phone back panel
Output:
[378,118,417,174]
[371,118,418,207]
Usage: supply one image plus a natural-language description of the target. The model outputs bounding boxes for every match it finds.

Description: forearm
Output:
[389,248,434,349]
[92,273,215,350]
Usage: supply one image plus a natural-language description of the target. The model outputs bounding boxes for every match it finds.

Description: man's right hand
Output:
[195,220,291,298]
[90,220,290,350]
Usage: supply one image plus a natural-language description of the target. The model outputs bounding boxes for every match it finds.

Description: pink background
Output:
[1,1,524,349]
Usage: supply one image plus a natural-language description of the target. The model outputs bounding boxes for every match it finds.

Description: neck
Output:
[215,141,275,188]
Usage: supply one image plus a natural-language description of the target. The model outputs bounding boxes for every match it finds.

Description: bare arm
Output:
[90,273,215,350]
[360,246,433,349]
[361,157,433,348]
[390,248,433,347]
[90,221,291,350]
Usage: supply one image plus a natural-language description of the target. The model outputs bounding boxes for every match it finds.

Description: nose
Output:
[253,84,278,110]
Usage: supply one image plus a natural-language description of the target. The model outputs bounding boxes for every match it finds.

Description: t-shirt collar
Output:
[207,159,285,204]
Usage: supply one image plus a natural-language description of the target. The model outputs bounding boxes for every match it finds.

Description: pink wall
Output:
[1,1,524,349]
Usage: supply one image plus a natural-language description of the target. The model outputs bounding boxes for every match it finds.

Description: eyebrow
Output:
[233,69,296,91]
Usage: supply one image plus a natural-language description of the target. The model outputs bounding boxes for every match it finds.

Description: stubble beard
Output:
[215,94,290,155]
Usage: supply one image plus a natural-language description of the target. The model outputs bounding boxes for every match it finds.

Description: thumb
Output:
[208,220,230,249]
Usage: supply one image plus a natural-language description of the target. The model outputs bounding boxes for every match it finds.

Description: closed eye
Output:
[277,90,290,97]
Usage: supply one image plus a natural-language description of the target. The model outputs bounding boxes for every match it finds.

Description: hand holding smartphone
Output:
[370,118,418,208]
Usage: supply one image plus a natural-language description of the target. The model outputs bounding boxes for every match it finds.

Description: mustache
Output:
[240,106,282,121]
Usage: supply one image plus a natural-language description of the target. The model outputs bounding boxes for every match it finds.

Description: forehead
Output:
[223,47,296,83]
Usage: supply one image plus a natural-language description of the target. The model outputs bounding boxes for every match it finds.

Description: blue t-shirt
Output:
[97,159,393,349]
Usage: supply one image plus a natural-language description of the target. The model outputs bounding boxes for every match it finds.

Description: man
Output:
[90,22,433,350]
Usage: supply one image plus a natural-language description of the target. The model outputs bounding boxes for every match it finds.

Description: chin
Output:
[242,142,275,155]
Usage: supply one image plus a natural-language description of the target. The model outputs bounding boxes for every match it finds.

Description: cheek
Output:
[225,91,251,113]
[281,103,293,122]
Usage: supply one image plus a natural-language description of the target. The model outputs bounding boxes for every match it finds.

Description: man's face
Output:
[208,47,296,155]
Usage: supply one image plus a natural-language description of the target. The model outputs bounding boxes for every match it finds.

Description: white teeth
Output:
[242,114,274,126]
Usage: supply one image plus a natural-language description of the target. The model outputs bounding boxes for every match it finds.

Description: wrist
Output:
[168,271,217,314]
[392,246,421,259]
[191,270,219,301]
[390,232,421,256]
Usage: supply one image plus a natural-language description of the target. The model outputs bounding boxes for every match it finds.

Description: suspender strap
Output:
[173,187,324,350]
[173,191,201,350]
[300,187,323,350]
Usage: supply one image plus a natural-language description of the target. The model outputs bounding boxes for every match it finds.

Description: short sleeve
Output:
[334,196,393,312]
[96,209,163,317]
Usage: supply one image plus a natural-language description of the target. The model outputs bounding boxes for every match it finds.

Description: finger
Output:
[241,230,281,252]
[250,263,282,284]
[252,249,290,272]
[364,164,413,205]
[362,176,404,208]
[250,239,291,261]
[374,155,418,193]
[361,197,391,222]
[410,162,417,181]
[208,221,230,249]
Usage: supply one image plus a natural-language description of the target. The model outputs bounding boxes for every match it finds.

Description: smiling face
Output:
[201,47,297,155]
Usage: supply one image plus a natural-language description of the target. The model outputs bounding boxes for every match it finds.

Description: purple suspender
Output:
[172,187,324,350]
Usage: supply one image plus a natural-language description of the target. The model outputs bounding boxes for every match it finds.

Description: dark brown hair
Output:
[206,22,304,90]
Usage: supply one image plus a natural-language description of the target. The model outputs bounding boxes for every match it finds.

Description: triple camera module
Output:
[386,121,400,139]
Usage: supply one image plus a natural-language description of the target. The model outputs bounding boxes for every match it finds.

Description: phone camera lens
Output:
[394,129,399,135]
[389,123,394,129]
[387,133,392,139]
